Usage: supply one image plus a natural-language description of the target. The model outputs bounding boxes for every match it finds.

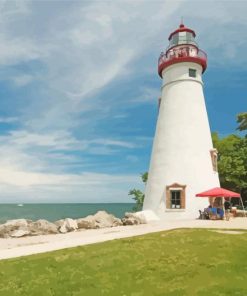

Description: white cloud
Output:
[0,130,135,152]
[132,87,161,104]
[0,0,30,20]
[0,37,41,66]
[0,117,18,123]
[0,128,142,202]
[12,74,33,86]
[175,2,247,67]
[0,166,137,187]
[92,139,135,149]
[0,129,140,187]
[0,165,140,202]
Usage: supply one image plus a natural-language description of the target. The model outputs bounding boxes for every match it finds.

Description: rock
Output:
[0,219,31,238]
[77,217,97,229]
[122,212,147,226]
[10,229,30,238]
[29,219,58,235]
[59,224,68,233]
[57,218,78,233]
[0,211,123,238]
[121,217,137,225]
[54,219,64,228]
[93,211,123,228]
[65,218,78,231]
[77,211,122,229]
[112,218,123,227]
[5,219,30,229]
[0,225,10,238]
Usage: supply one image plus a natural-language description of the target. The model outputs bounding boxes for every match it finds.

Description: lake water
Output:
[0,203,135,223]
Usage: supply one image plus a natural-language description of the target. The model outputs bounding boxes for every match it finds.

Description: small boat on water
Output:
[17,204,24,207]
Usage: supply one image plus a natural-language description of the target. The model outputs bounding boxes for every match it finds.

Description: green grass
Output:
[0,229,247,296]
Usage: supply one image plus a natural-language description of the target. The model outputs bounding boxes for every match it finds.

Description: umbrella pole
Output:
[222,197,225,220]
[240,196,246,217]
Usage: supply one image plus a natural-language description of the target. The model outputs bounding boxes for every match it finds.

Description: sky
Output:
[0,0,246,203]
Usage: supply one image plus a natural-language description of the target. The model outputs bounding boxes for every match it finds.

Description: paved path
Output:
[0,218,246,260]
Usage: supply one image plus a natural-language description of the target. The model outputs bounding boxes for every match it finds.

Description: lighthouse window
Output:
[171,190,181,209]
[189,68,197,77]
[166,183,186,210]
[171,34,179,46]
[210,149,218,172]
[186,32,192,41]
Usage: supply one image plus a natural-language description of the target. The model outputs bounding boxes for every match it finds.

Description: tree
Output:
[237,112,247,132]
[212,113,247,203]
[215,135,247,191]
[129,172,148,211]
[141,172,148,184]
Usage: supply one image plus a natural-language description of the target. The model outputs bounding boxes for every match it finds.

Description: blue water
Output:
[0,203,135,223]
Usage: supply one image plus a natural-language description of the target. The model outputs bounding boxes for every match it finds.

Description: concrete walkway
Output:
[0,218,246,260]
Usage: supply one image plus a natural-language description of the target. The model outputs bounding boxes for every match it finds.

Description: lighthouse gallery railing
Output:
[158,47,207,66]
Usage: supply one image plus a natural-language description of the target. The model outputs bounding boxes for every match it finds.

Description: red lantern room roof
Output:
[168,23,196,41]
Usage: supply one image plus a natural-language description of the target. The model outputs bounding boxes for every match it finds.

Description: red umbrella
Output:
[196,187,243,220]
[196,187,240,198]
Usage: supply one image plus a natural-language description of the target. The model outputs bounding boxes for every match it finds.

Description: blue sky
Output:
[0,1,246,203]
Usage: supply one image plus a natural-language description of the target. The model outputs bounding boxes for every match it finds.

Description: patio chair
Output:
[199,210,207,220]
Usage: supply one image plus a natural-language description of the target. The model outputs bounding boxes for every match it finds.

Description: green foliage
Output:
[128,172,148,211]
[1,229,247,295]
[141,171,148,184]
[212,113,247,198]
[128,189,144,211]
[237,112,247,131]
[213,133,247,191]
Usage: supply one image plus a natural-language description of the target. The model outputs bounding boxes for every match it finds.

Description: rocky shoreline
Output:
[0,211,147,238]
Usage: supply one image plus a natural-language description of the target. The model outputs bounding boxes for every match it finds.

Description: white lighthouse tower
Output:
[143,23,220,219]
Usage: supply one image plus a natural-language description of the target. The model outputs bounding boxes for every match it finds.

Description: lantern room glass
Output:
[168,32,197,49]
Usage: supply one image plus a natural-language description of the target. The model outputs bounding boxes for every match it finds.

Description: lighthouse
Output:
[143,23,220,219]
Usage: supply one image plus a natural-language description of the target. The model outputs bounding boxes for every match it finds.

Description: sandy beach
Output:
[1,217,246,260]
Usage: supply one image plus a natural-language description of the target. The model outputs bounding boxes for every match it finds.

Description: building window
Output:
[189,68,196,77]
[166,183,186,209]
[171,190,181,209]
[210,149,218,172]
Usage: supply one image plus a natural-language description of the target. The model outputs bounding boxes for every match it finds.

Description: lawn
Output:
[0,229,247,296]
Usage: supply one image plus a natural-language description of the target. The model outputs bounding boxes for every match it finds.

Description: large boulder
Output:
[10,229,30,238]
[122,212,147,226]
[93,211,123,228]
[0,219,31,238]
[77,217,97,229]
[5,219,30,229]
[29,219,58,235]
[59,224,67,234]
[56,218,78,233]
[65,218,78,231]
[77,211,122,229]
[0,224,11,238]
[54,219,64,228]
